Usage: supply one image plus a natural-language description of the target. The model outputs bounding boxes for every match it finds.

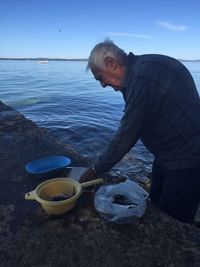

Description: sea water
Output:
[0,60,200,176]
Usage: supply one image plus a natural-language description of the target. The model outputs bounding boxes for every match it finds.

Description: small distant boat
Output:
[38,60,48,64]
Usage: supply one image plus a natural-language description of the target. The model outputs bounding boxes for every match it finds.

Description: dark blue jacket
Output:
[94,53,200,173]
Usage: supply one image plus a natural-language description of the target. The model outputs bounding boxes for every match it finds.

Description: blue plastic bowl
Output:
[25,155,71,175]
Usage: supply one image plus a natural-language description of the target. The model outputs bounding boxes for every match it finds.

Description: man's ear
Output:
[104,56,117,70]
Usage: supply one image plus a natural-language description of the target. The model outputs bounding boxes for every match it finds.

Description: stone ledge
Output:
[0,100,199,267]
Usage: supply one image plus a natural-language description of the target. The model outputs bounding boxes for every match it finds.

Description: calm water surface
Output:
[1,60,200,176]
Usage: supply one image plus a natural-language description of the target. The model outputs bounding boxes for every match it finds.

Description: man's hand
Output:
[79,166,98,183]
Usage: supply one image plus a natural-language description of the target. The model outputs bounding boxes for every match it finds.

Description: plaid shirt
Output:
[94,53,200,173]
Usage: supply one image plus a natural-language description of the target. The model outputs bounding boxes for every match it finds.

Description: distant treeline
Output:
[178,59,200,62]
[0,58,88,61]
[0,58,200,62]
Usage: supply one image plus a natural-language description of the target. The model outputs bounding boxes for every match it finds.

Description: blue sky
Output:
[1,0,200,59]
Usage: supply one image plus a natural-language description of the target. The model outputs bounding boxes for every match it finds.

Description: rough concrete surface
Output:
[0,100,200,267]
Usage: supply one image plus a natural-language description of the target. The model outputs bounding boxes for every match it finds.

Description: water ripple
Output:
[1,60,200,175]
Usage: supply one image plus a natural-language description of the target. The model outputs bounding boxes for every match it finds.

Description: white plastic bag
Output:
[94,179,149,224]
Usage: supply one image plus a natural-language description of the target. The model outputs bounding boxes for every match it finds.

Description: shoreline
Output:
[1,58,200,62]
[0,58,88,62]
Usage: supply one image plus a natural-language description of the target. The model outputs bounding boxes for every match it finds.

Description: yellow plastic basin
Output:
[25,177,103,215]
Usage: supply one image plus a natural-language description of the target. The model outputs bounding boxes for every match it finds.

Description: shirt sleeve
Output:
[94,78,149,174]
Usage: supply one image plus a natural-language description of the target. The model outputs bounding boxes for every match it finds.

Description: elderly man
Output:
[80,39,200,224]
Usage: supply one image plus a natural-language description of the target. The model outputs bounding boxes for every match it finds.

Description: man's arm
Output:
[80,79,149,181]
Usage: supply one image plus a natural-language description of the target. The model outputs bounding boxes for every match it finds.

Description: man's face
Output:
[91,57,125,91]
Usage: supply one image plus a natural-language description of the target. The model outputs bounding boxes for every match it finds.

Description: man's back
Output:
[123,53,200,169]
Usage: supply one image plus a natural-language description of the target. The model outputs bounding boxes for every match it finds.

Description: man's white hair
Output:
[86,39,127,71]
